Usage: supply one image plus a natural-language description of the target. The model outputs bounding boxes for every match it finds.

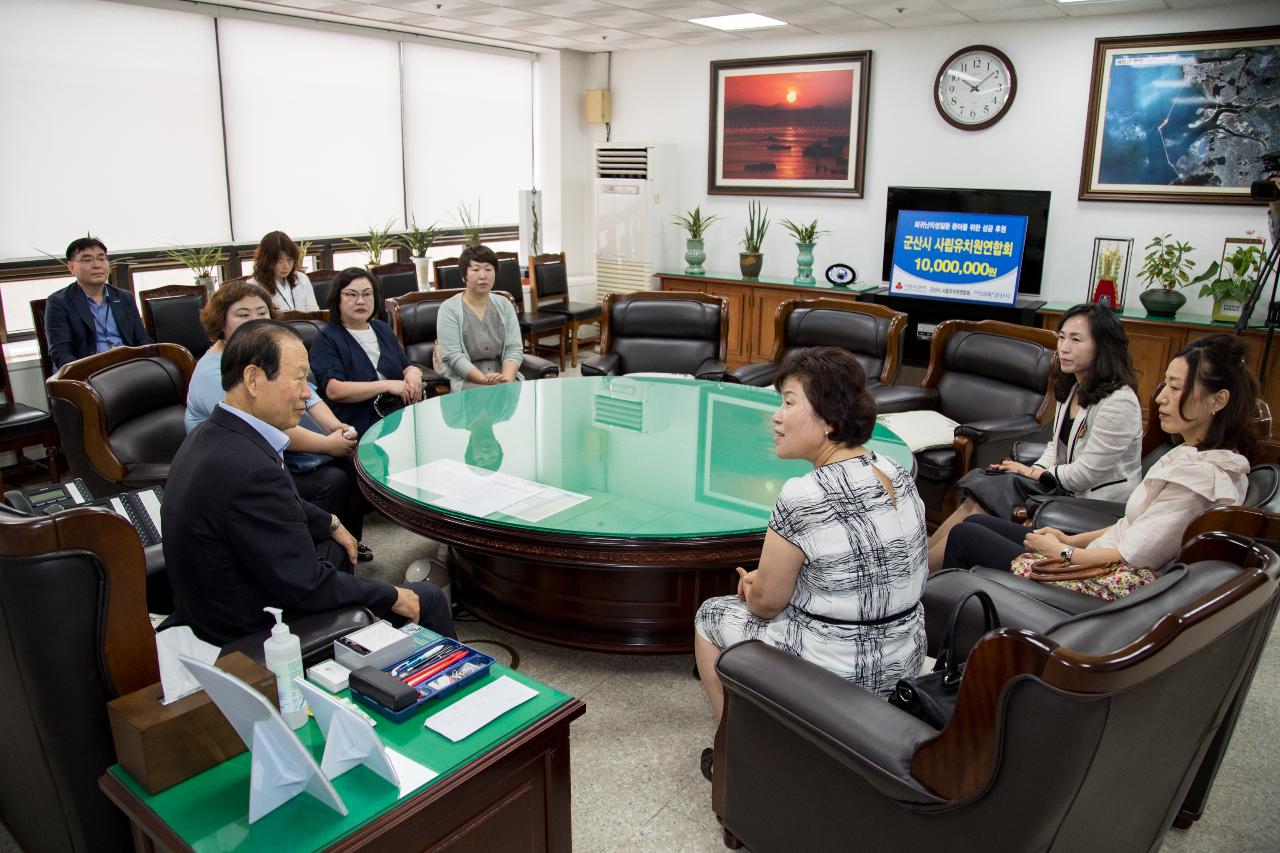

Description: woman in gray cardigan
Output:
[437,244,525,392]
[928,303,1142,572]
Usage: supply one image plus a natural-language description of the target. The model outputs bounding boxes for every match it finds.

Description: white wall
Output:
[595,2,1277,312]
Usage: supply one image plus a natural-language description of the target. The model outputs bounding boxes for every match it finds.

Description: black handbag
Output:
[888,590,1000,730]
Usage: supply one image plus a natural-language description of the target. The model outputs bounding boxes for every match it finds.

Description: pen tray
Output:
[350,638,494,723]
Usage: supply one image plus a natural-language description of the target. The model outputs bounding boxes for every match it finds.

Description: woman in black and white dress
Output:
[694,348,928,753]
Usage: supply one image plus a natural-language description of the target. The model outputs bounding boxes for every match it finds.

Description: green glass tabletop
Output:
[108,666,573,852]
[357,376,913,539]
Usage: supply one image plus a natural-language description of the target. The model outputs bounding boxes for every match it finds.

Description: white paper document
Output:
[388,459,589,521]
[424,676,538,742]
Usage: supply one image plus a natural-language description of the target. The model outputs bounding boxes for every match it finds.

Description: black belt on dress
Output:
[794,601,919,627]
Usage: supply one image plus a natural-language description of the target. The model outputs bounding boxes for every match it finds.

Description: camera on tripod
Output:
[1251,150,1280,202]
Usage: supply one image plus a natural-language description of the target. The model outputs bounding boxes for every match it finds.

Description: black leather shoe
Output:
[700,747,713,782]
[357,543,374,562]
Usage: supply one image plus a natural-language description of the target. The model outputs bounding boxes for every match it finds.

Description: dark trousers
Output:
[293,454,366,539]
[316,538,457,639]
[942,515,1030,572]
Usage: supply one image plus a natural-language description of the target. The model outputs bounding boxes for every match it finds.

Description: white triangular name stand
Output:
[295,678,400,786]
[179,656,347,824]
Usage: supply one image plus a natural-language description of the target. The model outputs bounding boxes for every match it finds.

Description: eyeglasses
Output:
[73,255,108,264]
[341,290,375,302]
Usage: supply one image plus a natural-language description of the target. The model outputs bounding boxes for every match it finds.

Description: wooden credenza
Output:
[1037,303,1280,429]
[656,271,875,368]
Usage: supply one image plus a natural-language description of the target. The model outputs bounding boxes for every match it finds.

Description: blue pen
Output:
[390,643,447,676]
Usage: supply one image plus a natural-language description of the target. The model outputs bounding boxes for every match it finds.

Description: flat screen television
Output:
[882,186,1051,297]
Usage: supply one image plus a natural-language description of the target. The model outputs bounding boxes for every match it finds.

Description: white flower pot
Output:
[412,256,432,289]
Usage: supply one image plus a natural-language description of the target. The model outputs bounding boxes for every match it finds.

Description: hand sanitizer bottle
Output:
[263,607,308,729]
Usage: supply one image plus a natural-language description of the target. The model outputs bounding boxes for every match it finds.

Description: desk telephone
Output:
[6,478,163,547]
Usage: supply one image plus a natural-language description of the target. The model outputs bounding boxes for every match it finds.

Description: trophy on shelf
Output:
[1088,237,1132,311]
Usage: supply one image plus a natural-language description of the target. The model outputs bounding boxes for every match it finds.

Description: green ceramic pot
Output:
[684,239,706,275]
[1138,288,1186,317]
[793,241,815,285]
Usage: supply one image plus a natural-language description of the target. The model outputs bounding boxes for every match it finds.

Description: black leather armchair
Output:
[876,319,1056,515]
[529,252,601,366]
[581,291,729,380]
[724,298,907,397]
[0,343,60,493]
[494,253,568,369]
[432,257,462,291]
[713,528,1279,852]
[276,309,328,352]
[0,502,378,853]
[139,284,209,361]
[370,261,420,320]
[308,268,339,307]
[46,344,194,498]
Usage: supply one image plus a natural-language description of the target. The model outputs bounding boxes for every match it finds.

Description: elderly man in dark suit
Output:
[162,318,453,646]
[44,236,151,370]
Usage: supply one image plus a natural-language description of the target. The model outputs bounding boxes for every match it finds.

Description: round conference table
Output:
[357,375,913,653]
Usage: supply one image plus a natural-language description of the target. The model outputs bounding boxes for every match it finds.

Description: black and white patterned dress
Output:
[694,452,927,697]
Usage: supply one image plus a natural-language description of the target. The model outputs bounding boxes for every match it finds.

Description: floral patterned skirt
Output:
[1010,552,1157,601]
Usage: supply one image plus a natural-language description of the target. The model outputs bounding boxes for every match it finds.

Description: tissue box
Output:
[108,652,277,795]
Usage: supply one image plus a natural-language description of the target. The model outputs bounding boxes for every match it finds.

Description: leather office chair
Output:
[493,252,567,369]
[139,285,210,361]
[433,257,462,291]
[371,261,420,320]
[276,309,329,353]
[724,298,907,398]
[30,298,56,381]
[385,289,461,398]
[0,344,61,493]
[529,252,601,366]
[45,344,194,499]
[713,527,1280,852]
[874,319,1056,519]
[580,291,729,380]
[308,269,339,307]
[0,503,374,853]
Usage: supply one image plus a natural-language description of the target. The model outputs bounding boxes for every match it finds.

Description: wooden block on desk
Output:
[107,651,277,795]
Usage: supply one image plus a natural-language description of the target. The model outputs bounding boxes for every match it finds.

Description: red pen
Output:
[405,650,469,687]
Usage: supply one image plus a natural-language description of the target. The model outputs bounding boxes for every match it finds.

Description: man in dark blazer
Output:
[45,236,151,370]
[162,319,454,646]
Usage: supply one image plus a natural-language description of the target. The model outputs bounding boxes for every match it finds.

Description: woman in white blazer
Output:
[928,303,1142,572]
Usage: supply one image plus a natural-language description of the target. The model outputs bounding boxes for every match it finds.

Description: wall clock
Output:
[935,45,1017,131]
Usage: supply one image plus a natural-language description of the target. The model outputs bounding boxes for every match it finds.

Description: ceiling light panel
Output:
[689,13,788,30]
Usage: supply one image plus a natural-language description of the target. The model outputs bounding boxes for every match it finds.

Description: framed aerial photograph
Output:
[708,51,871,198]
[1079,26,1280,205]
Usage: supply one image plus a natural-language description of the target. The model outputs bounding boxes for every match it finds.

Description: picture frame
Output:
[708,51,871,199]
[1087,237,1134,309]
[1079,26,1280,205]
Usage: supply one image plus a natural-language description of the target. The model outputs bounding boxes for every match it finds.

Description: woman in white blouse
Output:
[251,230,318,312]
[943,334,1256,581]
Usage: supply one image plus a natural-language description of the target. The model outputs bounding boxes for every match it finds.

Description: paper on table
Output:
[502,486,590,523]
[434,477,542,517]
[389,459,590,521]
[157,626,220,704]
[385,747,438,799]
[424,676,538,742]
[388,459,480,496]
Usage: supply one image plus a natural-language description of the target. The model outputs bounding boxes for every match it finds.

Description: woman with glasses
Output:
[436,244,524,392]
[310,268,423,435]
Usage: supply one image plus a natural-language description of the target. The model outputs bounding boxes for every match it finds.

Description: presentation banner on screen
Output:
[890,210,1028,306]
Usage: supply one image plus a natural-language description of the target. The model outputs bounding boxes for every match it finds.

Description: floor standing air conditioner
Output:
[594,144,677,299]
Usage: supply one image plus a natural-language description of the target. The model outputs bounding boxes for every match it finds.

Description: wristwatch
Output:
[1059,545,1075,563]
[328,514,342,534]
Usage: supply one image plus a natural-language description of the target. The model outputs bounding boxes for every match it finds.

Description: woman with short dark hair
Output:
[251,230,317,312]
[309,268,423,435]
[436,244,524,391]
[694,348,928,763]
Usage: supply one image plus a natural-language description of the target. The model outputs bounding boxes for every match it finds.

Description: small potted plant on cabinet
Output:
[1136,233,1195,317]
[739,199,769,279]
[1191,241,1264,323]
[164,244,227,297]
[671,206,721,275]
[400,216,442,288]
[346,219,398,269]
[780,218,830,285]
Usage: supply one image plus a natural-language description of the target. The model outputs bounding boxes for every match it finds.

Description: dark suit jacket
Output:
[309,319,412,435]
[162,405,395,645]
[45,281,151,369]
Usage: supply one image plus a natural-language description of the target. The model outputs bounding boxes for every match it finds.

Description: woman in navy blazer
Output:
[309,268,424,435]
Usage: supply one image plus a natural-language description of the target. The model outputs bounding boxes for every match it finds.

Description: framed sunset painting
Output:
[708,51,872,198]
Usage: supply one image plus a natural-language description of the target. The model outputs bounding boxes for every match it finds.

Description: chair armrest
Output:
[723,362,777,387]
[694,359,728,381]
[580,353,619,377]
[955,416,1044,445]
[519,354,559,380]
[1011,440,1046,467]
[221,606,376,668]
[1031,496,1125,535]
[716,640,942,804]
[871,386,939,414]
[970,567,1109,617]
[923,568,1078,658]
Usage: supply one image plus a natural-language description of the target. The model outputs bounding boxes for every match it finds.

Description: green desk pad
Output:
[108,665,573,852]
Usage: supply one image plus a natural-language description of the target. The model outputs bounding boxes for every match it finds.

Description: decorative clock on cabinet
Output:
[934,45,1017,130]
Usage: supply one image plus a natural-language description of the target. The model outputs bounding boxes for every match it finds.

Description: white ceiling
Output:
[217,0,1249,52]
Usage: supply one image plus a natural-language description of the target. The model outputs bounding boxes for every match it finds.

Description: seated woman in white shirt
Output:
[251,230,318,312]
[942,334,1257,595]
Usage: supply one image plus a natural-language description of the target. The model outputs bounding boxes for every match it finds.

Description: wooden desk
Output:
[655,271,876,368]
[99,666,584,852]
[1037,303,1280,428]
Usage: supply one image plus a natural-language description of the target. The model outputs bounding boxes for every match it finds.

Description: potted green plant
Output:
[671,206,721,275]
[455,202,483,248]
[780,218,830,285]
[739,199,769,279]
[1191,242,1264,322]
[1136,233,1195,317]
[164,244,227,297]
[346,219,398,268]
[399,216,442,287]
